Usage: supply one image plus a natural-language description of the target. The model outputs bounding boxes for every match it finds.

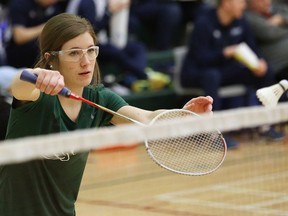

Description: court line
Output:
[77,198,211,216]
[157,171,288,215]
[80,170,171,190]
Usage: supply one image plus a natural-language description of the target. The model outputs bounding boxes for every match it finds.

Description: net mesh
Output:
[1,102,288,215]
[0,102,287,165]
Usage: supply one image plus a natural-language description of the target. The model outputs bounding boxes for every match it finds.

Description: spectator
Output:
[0,0,9,65]
[273,0,288,6]
[66,0,171,92]
[180,0,283,144]
[175,0,212,46]
[5,0,65,68]
[245,0,288,81]
[0,66,20,140]
[129,0,182,51]
[178,0,211,24]
[0,1,12,139]
[0,95,10,140]
[181,0,273,110]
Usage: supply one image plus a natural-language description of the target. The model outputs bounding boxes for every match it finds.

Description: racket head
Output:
[145,109,227,176]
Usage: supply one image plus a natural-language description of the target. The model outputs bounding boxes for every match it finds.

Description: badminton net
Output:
[0,102,287,165]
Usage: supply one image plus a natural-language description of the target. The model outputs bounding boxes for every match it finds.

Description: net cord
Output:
[0,102,288,165]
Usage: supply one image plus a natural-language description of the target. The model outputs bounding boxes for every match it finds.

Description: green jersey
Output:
[0,84,128,216]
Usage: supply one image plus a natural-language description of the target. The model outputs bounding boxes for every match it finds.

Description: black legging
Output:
[0,96,10,140]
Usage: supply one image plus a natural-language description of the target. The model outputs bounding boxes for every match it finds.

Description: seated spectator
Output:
[245,0,288,81]
[129,0,182,51]
[66,0,171,93]
[5,0,65,68]
[0,0,9,66]
[181,0,272,110]
[178,0,211,24]
[273,0,288,6]
[180,0,283,145]
[0,66,20,140]
[0,95,9,140]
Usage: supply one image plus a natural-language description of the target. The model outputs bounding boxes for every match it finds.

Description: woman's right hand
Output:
[12,69,65,101]
[30,68,65,96]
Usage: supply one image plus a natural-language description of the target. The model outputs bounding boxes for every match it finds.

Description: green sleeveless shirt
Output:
[0,84,128,216]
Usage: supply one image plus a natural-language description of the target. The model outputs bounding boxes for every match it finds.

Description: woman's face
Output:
[57,32,96,89]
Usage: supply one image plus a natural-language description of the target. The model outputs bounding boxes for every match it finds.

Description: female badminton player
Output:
[0,13,213,216]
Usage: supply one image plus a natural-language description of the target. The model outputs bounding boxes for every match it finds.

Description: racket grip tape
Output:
[20,70,71,97]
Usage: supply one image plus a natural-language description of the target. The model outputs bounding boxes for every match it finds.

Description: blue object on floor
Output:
[224,135,239,149]
[259,128,284,141]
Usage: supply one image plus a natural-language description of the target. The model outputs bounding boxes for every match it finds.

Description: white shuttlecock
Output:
[256,80,288,107]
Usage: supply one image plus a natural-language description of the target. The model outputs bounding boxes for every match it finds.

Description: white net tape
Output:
[0,102,288,165]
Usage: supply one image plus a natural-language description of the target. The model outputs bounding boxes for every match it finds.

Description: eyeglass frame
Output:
[49,46,99,62]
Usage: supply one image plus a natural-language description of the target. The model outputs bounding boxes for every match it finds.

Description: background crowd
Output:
[0,0,287,147]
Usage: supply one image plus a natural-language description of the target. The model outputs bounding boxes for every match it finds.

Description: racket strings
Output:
[148,132,225,174]
[147,110,226,175]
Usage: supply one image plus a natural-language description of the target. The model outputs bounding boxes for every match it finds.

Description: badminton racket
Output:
[147,110,227,175]
[20,70,227,176]
[256,80,288,107]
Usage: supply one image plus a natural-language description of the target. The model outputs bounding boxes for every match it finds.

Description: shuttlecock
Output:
[256,80,288,107]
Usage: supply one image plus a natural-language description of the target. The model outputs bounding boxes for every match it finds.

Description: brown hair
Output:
[35,13,101,85]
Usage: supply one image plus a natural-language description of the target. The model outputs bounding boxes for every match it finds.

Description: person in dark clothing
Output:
[181,0,272,111]
[5,0,65,68]
[0,96,10,140]
[129,0,182,51]
[245,0,288,82]
[0,65,19,140]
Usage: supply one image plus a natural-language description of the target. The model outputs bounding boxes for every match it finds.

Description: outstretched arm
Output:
[112,96,213,125]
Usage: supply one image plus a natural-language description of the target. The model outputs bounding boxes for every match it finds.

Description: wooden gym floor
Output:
[76,127,288,216]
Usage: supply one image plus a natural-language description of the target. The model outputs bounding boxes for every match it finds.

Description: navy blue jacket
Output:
[76,0,109,33]
[182,8,261,73]
[6,0,64,68]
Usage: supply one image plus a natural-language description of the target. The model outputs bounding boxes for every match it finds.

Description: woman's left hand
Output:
[182,96,213,114]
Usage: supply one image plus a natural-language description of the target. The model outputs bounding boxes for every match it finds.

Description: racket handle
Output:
[20,70,71,97]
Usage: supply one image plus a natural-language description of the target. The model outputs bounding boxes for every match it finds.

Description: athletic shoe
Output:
[224,135,239,149]
[145,68,171,90]
[131,68,171,92]
[259,127,284,141]
[131,80,150,92]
